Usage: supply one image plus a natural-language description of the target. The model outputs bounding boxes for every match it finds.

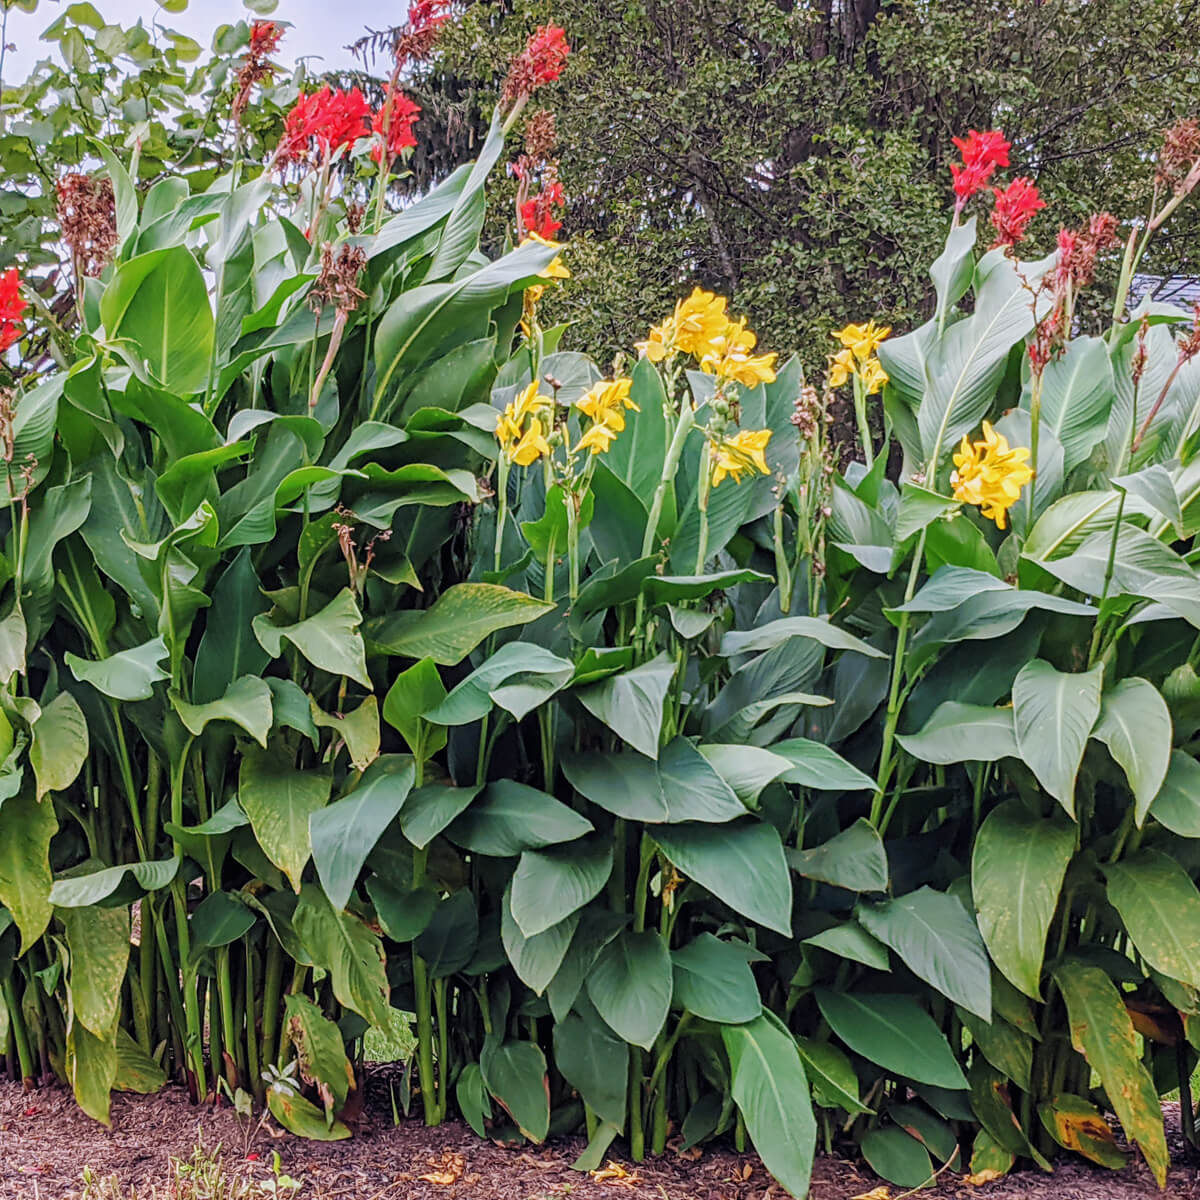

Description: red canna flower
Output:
[502,25,570,107]
[948,129,1010,206]
[0,269,26,354]
[371,91,421,164]
[520,179,565,240]
[276,87,371,168]
[395,0,453,67]
[990,177,1045,247]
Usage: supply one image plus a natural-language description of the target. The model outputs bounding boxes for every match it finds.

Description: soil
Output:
[1,1072,1198,1200]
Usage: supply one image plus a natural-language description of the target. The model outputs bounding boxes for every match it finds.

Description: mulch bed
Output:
[2,1072,1198,1200]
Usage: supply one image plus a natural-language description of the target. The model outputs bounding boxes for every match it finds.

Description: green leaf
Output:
[788,819,888,893]
[586,929,673,1049]
[802,922,890,971]
[192,550,271,704]
[311,760,414,911]
[447,780,592,857]
[562,737,746,823]
[365,876,437,943]
[114,1028,166,1095]
[1054,961,1168,1186]
[769,738,879,792]
[456,1063,493,1137]
[1091,679,1172,824]
[1149,750,1200,836]
[1024,335,1114,472]
[68,1021,117,1127]
[861,1126,934,1188]
[100,246,214,394]
[66,637,170,701]
[510,835,613,937]
[575,652,675,759]
[797,1036,871,1114]
[268,1088,351,1140]
[698,743,791,804]
[480,1039,550,1143]
[897,702,1018,765]
[721,1014,816,1200]
[414,890,478,977]
[310,696,381,772]
[61,906,129,1037]
[253,589,370,687]
[294,883,390,1028]
[641,570,771,608]
[239,747,331,892]
[671,933,762,1023]
[170,675,273,747]
[49,858,178,908]
[972,800,1076,1000]
[721,616,886,660]
[1106,850,1200,990]
[1012,660,1104,817]
[553,1004,628,1126]
[283,992,355,1112]
[653,820,792,935]
[521,484,593,565]
[814,990,966,1089]
[426,642,573,725]
[190,890,256,949]
[501,892,578,995]
[857,887,991,1019]
[381,656,448,756]
[30,692,88,800]
[959,1008,1032,1091]
[367,583,554,666]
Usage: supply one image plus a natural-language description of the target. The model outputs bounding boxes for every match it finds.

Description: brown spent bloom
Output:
[56,173,117,278]
[1156,119,1200,190]
[0,389,15,465]
[790,384,825,441]
[309,243,369,314]
[345,202,366,234]
[233,21,284,124]
[524,109,558,163]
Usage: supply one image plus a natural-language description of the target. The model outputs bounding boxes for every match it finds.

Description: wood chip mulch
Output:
[2,1072,1199,1199]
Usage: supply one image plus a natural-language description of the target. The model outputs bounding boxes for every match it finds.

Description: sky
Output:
[0,0,388,81]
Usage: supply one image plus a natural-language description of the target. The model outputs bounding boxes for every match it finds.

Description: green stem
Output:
[853,373,873,468]
[694,446,712,575]
[258,938,283,1102]
[632,835,655,934]
[434,979,450,1123]
[411,846,439,1125]
[3,977,33,1085]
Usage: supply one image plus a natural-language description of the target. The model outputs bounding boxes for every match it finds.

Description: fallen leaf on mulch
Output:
[851,1187,893,1200]
[591,1160,639,1185]
[420,1151,465,1184]
[964,1169,1005,1186]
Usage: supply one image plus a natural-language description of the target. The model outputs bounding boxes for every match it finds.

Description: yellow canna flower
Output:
[700,317,778,387]
[576,378,638,430]
[859,357,889,396]
[828,348,856,388]
[636,287,729,363]
[514,380,553,424]
[576,421,620,455]
[522,232,570,281]
[950,420,1034,530]
[833,319,891,363]
[496,404,523,453]
[711,428,772,487]
[511,417,551,466]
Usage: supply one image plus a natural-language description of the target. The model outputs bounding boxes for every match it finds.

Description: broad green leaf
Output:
[1106,850,1200,990]
[857,887,991,1019]
[283,992,355,1112]
[66,637,170,701]
[802,922,890,970]
[769,738,879,792]
[367,583,554,665]
[68,1021,117,1127]
[586,929,672,1049]
[1149,750,1200,836]
[562,737,746,824]
[641,570,771,608]
[114,1028,166,1095]
[414,889,478,977]
[1012,660,1104,817]
[1038,1093,1127,1170]
[1054,961,1168,1186]
[239,747,331,892]
[447,780,592,857]
[310,696,381,772]
[501,894,577,995]
[253,589,370,687]
[798,1036,870,1114]
[425,642,573,726]
[1091,679,1172,824]
[575,652,675,759]
[972,800,1075,1000]
[545,910,628,1023]
[170,675,273,747]
[0,792,59,950]
[698,743,791,804]
[897,702,1018,765]
[553,1005,628,1126]
[30,692,88,800]
[268,1089,351,1140]
[61,906,129,1037]
[672,933,762,1023]
[1024,335,1114,471]
[456,1063,493,1138]
[721,1013,816,1200]
[192,550,271,703]
[861,1127,934,1188]
[814,990,966,1089]
[100,246,214,394]
[788,819,888,893]
[366,876,437,943]
[959,1008,1032,1091]
[381,657,447,758]
[189,890,255,949]
[294,883,390,1028]
[480,1039,550,1143]
[50,858,178,908]
[311,759,414,911]
[654,820,792,935]
[510,835,613,937]
[399,782,481,850]
[721,615,886,659]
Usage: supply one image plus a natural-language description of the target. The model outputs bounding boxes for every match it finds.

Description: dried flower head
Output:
[345,202,366,234]
[233,21,284,123]
[1131,317,1150,388]
[1054,211,1120,292]
[524,109,558,163]
[502,25,570,108]
[56,174,117,278]
[309,243,369,314]
[0,389,15,464]
[394,0,453,68]
[790,385,824,441]
[1156,119,1200,190]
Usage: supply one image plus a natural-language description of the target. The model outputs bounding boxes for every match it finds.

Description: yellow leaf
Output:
[964,1169,1003,1186]
[851,1188,893,1200]
[419,1153,464,1185]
